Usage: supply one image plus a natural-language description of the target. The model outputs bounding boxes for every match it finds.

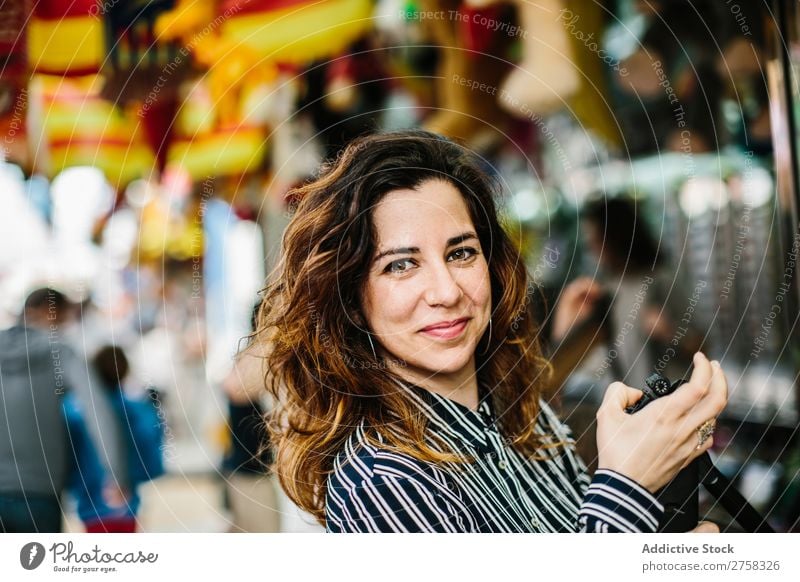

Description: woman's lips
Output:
[419,318,469,340]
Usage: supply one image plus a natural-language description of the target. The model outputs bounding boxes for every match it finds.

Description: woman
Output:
[254,130,727,532]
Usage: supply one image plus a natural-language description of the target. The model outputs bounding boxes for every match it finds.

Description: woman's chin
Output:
[405,352,475,377]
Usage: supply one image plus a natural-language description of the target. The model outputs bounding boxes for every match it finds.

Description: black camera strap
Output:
[697,453,775,533]
[636,373,775,533]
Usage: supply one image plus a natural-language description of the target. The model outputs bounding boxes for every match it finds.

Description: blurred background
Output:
[0,0,799,532]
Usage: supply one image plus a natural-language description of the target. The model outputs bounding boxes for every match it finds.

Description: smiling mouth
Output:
[419,318,470,340]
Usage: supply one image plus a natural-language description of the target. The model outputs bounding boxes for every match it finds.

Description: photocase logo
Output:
[20,542,46,570]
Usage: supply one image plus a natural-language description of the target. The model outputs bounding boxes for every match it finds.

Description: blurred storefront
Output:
[0,0,798,531]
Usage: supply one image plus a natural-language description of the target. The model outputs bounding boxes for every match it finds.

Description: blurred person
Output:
[55,293,136,512]
[128,263,208,446]
[254,131,728,532]
[552,197,703,391]
[550,197,705,472]
[221,345,280,533]
[71,345,165,533]
[0,288,88,531]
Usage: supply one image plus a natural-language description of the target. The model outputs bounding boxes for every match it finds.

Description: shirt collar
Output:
[390,377,496,455]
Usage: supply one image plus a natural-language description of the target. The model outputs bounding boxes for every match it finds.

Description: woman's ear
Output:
[350,287,371,329]
[348,306,366,328]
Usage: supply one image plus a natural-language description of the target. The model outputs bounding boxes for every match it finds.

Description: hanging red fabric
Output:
[459,5,505,58]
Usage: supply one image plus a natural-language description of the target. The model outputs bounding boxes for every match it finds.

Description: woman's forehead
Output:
[373,183,475,244]
[374,181,472,220]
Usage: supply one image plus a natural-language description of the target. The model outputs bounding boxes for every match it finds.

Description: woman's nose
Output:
[423,263,463,307]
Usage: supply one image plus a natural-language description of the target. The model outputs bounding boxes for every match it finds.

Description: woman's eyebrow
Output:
[372,232,478,263]
[446,232,478,247]
[373,246,420,263]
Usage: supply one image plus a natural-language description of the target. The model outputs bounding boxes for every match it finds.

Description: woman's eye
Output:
[448,247,478,262]
[384,258,416,273]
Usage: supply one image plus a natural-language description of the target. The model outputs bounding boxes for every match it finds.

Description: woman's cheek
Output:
[463,265,491,307]
[374,280,419,332]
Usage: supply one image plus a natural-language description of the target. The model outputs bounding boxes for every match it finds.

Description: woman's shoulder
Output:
[325,420,474,533]
[536,398,577,442]
[328,420,448,493]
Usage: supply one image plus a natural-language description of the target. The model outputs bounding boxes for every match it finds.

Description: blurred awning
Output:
[27,75,155,187]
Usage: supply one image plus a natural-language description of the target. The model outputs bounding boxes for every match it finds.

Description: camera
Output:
[624,370,773,532]
[626,371,697,532]
[625,371,686,414]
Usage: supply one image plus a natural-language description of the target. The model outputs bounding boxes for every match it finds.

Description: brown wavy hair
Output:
[254,130,553,525]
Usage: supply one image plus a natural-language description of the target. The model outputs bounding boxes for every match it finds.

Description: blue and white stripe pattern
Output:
[325,380,663,533]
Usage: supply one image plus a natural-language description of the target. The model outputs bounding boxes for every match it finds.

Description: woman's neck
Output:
[388,359,479,411]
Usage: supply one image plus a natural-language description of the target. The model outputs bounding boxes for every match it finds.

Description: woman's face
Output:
[361,178,492,382]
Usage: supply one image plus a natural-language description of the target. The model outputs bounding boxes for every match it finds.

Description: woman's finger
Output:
[685,359,728,429]
[679,423,715,467]
[567,277,602,301]
[669,352,713,414]
[687,352,713,395]
[599,381,644,419]
[712,360,729,400]
[688,521,720,533]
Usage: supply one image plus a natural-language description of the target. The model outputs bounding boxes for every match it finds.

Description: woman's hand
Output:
[223,349,270,405]
[595,352,728,494]
[689,521,720,533]
[551,276,605,342]
[640,306,674,343]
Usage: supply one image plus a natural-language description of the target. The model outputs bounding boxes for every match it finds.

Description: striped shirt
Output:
[325,380,664,532]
